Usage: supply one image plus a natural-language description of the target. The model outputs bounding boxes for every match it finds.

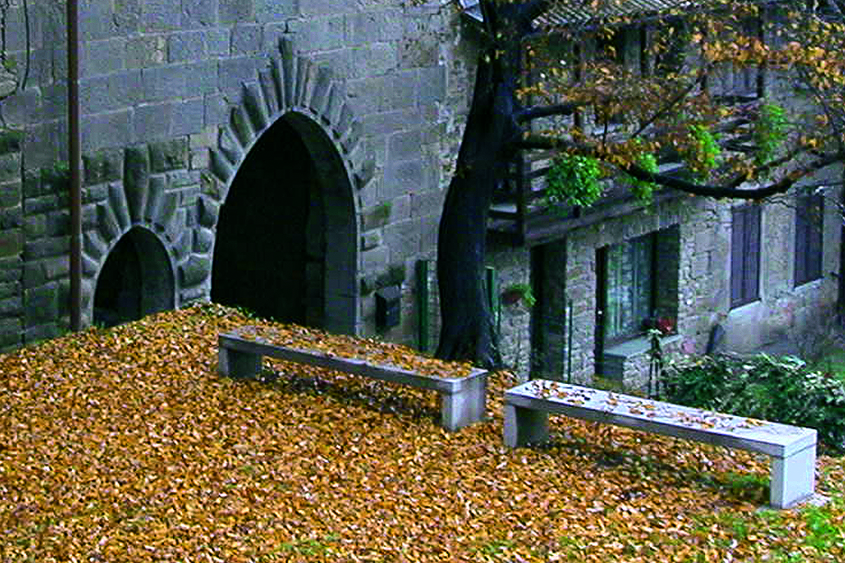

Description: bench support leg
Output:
[219,347,262,379]
[770,444,816,509]
[504,404,549,448]
[441,374,487,431]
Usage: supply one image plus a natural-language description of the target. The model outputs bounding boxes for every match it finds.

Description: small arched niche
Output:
[93,227,175,327]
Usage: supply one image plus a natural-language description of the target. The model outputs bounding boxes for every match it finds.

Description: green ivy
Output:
[545,153,603,208]
[754,102,788,168]
[685,124,721,181]
[622,151,659,203]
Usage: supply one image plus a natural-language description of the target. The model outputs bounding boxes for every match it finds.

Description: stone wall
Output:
[0,1,471,350]
[528,181,842,392]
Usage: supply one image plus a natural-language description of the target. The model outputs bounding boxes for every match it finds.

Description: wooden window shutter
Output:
[731,205,761,308]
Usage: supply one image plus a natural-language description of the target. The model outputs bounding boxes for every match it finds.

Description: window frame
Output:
[597,232,658,346]
[730,204,762,308]
[794,193,824,287]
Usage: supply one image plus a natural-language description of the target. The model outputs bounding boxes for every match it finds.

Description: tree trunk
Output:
[435,51,519,367]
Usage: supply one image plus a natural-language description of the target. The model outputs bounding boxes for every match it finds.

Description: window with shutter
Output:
[794,194,823,287]
[731,205,761,308]
[599,233,656,344]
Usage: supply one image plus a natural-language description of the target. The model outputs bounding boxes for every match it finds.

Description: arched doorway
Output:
[93,227,175,327]
[211,113,357,333]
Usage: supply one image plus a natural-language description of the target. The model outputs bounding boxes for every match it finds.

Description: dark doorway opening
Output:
[93,227,174,327]
[212,118,322,324]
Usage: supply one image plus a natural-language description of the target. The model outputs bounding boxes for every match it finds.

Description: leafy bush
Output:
[661,353,845,452]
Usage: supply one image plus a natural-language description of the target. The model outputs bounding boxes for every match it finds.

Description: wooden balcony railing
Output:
[487,149,685,246]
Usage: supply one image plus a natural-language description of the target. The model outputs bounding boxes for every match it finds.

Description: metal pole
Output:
[67,0,82,331]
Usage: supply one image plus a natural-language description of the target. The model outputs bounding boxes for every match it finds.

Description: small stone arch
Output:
[81,172,182,327]
[204,40,372,335]
[92,226,176,327]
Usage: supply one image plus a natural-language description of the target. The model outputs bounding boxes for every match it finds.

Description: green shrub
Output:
[661,353,845,452]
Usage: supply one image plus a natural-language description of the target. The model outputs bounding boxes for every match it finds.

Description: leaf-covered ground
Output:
[1,304,843,562]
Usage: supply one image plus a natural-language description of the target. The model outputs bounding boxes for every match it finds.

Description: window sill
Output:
[605,333,682,359]
[602,334,682,381]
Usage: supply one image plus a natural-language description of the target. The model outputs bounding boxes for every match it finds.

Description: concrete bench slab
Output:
[218,326,488,432]
[504,379,817,509]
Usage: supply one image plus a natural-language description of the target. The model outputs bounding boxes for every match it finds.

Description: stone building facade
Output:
[0,1,840,393]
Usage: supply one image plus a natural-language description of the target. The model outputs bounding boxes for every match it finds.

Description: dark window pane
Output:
[795,194,823,286]
[603,234,654,341]
[731,205,761,307]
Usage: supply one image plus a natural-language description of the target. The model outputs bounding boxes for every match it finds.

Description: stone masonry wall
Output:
[0,1,473,350]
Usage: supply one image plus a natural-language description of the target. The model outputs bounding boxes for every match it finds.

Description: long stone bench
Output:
[504,379,817,509]
[218,326,488,432]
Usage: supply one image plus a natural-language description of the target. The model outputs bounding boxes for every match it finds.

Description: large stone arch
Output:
[203,40,370,335]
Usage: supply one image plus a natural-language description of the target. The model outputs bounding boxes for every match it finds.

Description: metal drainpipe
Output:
[67,0,82,331]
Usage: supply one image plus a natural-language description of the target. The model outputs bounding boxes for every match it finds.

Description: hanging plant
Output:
[754,102,787,168]
[622,151,660,203]
[684,124,721,181]
[545,153,603,208]
[501,283,535,308]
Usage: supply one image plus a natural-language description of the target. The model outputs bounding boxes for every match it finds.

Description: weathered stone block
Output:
[107,184,131,231]
[0,181,21,208]
[197,195,219,228]
[126,35,167,69]
[220,0,254,23]
[150,139,189,173]
[81,38,126,75]
[0,205,22,230]
[362,203,392,231]
[43,256,69,281]
[142,0,181,32]
[0,281,19,300]
[114,0,141,32]
[382,160,424,201]
[361,230,382,251]
[0,257,22,283]
[168,31,209,63]
[124,146,150,223]
[0,318,22,350]
[143,65,187,102]
[232,24,262,55]
[25,283,59,326]
[172,98,205,137]
[133,102,174,142]
[181,0,218,27]
[83,149,123,186]
[0,129,23,155]
[25,237,70,260]
[0,296,22,316]
[193,227,214,253]
[180,255,211,287]
[0,152,20,183]
[0,229,23,258]
[24,323,61,345]
[81,110,132,153]
[96,203,121,243]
